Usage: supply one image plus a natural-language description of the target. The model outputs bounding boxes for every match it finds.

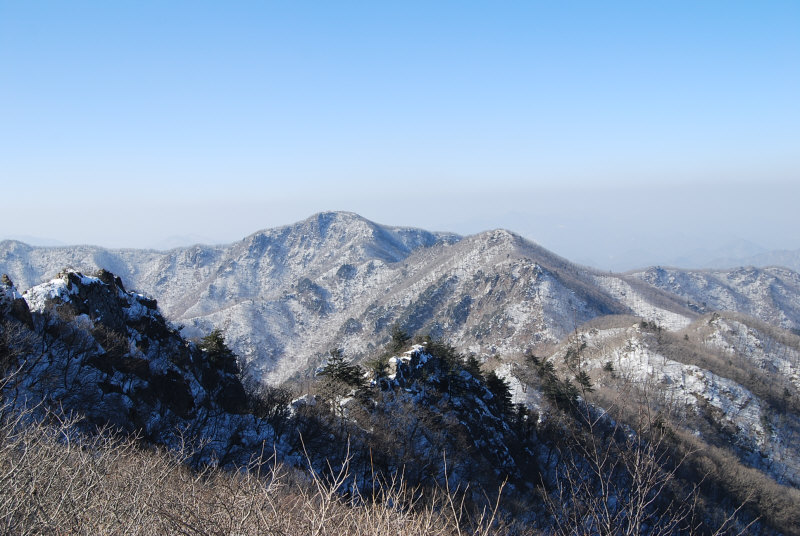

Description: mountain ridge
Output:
[2,211,799,385]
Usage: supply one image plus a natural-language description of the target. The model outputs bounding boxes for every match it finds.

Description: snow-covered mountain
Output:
[2,211,800,386]
[520,312,800,486]
[3,212,800,533]
[629,265,800,333]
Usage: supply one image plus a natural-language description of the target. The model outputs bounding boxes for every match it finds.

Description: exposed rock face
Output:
[1,270,267,463]
[1,274,32,327]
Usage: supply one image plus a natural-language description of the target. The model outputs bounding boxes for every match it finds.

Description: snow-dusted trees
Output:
[543,400,701,536]
[198,329,240,374]
[317,348,367,417]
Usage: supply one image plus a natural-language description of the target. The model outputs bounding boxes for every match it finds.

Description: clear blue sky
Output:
[1,1,798,269]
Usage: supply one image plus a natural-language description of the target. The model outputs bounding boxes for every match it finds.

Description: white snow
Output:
[593,275,693,330]
[22,276,76,312]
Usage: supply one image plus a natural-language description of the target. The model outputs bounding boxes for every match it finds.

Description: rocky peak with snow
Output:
[0,274,31,327]
[1,269,265,462]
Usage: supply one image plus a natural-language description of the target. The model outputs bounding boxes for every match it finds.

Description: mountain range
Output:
[2,211,800,533]
[2,211,799,386]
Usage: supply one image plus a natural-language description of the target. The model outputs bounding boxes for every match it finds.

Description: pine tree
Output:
[198,329,239,374]
[317,348,366,416]
[318,348,365,388]
[486,370,513,416]
[575,370,595,394]
[463,354,483,380]
[390,325,411,352]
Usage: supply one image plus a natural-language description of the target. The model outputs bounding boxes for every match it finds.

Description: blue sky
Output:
[1,1,798,269]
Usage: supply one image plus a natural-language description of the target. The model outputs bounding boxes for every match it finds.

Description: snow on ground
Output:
[22,275,78,312]
[387,344,426,379]
[702,315,800,390]
[593,275,692,330]
[583,327,766,441]
[496,362,545,416]
[576,322,800,486]
[0,281,23,304]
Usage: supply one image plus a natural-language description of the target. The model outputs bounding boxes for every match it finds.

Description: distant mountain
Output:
[148,233,218,251]
[2,234,67,247]
[655,241,800,273]
[2,211,799,385]
[668,238,767,269]
[595,239,800,273]
[705,248,800,273]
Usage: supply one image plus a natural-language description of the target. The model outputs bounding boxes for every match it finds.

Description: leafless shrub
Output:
[0,320,35,373]
[675,429,800,536]
[0,396,524,536]
[541,399,698,536]
[537,371,768,536]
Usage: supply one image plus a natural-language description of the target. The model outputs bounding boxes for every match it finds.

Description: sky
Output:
[1,1,798,270]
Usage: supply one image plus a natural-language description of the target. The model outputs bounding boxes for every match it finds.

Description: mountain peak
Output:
[308,210,364,223]
[481,228,522,243]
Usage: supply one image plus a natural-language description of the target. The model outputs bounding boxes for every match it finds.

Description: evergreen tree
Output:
[318,348,365,388]
[486,370,513,416]
[575,370,595,394]
[529,353,580,410]
[317,348,366,416]
[390,325,411,352]
[198,329,239,374]
[463,354,483,380]
[366,354,390,379]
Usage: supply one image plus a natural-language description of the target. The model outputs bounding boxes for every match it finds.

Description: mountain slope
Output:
[630,265,800,333]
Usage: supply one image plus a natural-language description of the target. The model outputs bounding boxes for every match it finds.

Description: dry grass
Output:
[0,402,520,536]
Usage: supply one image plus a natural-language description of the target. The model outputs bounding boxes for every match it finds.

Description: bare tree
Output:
[540,375,757,536]
[0,392,526,536]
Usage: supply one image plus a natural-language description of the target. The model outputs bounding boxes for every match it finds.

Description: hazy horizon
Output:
[2,2,798,271]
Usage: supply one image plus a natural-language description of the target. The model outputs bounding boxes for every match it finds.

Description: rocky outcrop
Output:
[2,270,270,464]
[1,274,32,327]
